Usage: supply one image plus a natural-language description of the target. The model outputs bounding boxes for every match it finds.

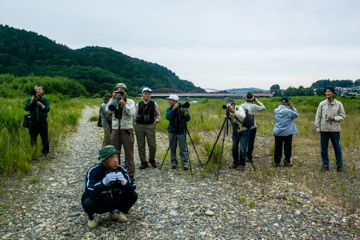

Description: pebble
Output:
[205,210,214,216]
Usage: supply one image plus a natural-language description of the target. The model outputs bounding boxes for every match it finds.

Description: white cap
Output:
[166,94,179,101]
[142,87,152,93]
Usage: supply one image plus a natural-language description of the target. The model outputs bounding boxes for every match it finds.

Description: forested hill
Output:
[0,25,202,96]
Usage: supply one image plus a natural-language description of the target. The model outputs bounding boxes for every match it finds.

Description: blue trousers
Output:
[232,129,250,166]
[320,132,342,167]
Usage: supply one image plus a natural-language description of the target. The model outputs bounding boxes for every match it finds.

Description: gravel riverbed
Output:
[0,106,358,239]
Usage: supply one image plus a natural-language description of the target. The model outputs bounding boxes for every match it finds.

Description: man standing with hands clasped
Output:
[315,86,346,172]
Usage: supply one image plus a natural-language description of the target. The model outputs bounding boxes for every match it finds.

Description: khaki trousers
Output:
[102,124,112,147]
[135,123,156,163]
[110,129,135,177]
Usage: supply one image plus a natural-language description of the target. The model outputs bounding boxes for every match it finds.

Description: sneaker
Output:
[139,162,149,169]
[109,212,127,222]
[283,161,293,167]
[87,215,99,228]
[336,166,343,172]
[228,164,237,169]
[149,159,157,168]
[321,166,330,172]
[183,165,189,171]
[236,166,245,171]
[171,164,177,169]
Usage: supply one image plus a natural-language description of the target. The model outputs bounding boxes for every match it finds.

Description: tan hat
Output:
[113,83,128,92]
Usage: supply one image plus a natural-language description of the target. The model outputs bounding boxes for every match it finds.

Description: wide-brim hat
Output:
[97,145,119,162]
[103,93,112,99]
[113,83,128,92]
[166,94,179,101]
[245,92,254,101]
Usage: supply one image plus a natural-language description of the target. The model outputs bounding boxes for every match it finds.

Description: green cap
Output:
[97,145,119,162]
[113,83,128,92]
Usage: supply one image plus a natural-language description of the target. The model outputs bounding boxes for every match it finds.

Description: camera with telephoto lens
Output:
[178,102,190,108]
[31,90,41,103]
[108,89,125,111]
[222,103,231,109]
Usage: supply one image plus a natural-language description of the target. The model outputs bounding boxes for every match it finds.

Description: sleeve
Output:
[134,102,139,125]
[288,108,299,119]
[183,109,191,122]
[41,98,50,113]
[123,99,135,116]
[24,98,34,111]
[252,102,266,114]
[85,167,108,199]
[234,107,246,119]
[154,102,161,122]
[166,107,174,121]
[334,102,346,122]
[315,102,322,131]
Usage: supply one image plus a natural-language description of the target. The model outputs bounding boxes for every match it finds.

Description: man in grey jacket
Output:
[315,86,346,172]
[273,96,299,167]
[106,83,136,180]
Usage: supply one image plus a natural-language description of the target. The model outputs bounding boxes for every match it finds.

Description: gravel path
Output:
[0,106,358,239]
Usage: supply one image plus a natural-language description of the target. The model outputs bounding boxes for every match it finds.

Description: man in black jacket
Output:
[81,145,137,228]
[24,84,50,155]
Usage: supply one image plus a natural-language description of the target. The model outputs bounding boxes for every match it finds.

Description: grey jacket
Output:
[106,98,135,130]
[240,101,266,129]
[273,105,299,136]
[315,99,346,132]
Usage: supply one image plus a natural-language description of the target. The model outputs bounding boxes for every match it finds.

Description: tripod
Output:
[205,110,256,179]
[159,108,203,174]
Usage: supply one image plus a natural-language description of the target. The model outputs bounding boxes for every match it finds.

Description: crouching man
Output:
[81,145,137,228]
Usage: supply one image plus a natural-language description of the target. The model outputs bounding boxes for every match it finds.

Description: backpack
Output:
[240,106,255,128]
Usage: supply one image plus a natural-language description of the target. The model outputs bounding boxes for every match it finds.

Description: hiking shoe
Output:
[183,165,189,171]
[87,215,99,228]
[109,212,127,222]
[228,164,237,169]
[139,162,149,169]
[336,166,343,172]
[149,159,157,168]
[236,166,245,171]
[283,161,293,167]
[321,166,330,172]
[171,164,177,169]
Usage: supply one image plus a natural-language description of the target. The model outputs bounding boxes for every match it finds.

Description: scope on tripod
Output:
[108,89,125,111]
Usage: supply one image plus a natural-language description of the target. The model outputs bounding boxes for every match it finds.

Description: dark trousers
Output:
[82,192,138,219]
[232,129,251,166]
[320,132,342,167]
[274,134,293,164]
[29,119,49,154]
[247,128,257,160]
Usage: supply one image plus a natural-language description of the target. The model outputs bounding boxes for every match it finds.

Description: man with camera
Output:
[273,96,299,167]
[166,94,191,170]
[135,87,161,169]
[81,145,137,228]
[315,86,346,172]
[24,84,50,155]
[226,98,251,171]
[106,83,136,180]
[240,92,266,162]
[100,93,112,147]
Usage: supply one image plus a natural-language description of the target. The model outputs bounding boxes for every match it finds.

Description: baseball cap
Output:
[142,87,152,93]
[166,94,179,101]
[280,96,289,103]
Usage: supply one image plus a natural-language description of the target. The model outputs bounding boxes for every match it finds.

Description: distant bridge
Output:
[150,88,273,98]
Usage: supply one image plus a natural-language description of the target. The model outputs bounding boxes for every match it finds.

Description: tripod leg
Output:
[204,118,226,168]
[216,117,229,179]
[186,129,203,168]
[159,133,177,170]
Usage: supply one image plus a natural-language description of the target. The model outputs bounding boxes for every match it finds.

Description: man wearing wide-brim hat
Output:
[315,86,346,172]
[100,93,113,146]
[81,145,137,228]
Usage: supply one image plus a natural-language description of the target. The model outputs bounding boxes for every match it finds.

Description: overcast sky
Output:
[2,0,360,90]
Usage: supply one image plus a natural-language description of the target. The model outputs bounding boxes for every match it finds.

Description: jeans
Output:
[247,128,257,160]
[232,129,250,166]
[320,132,342,167]
[168,132,189,166]
[274,134,293,164]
